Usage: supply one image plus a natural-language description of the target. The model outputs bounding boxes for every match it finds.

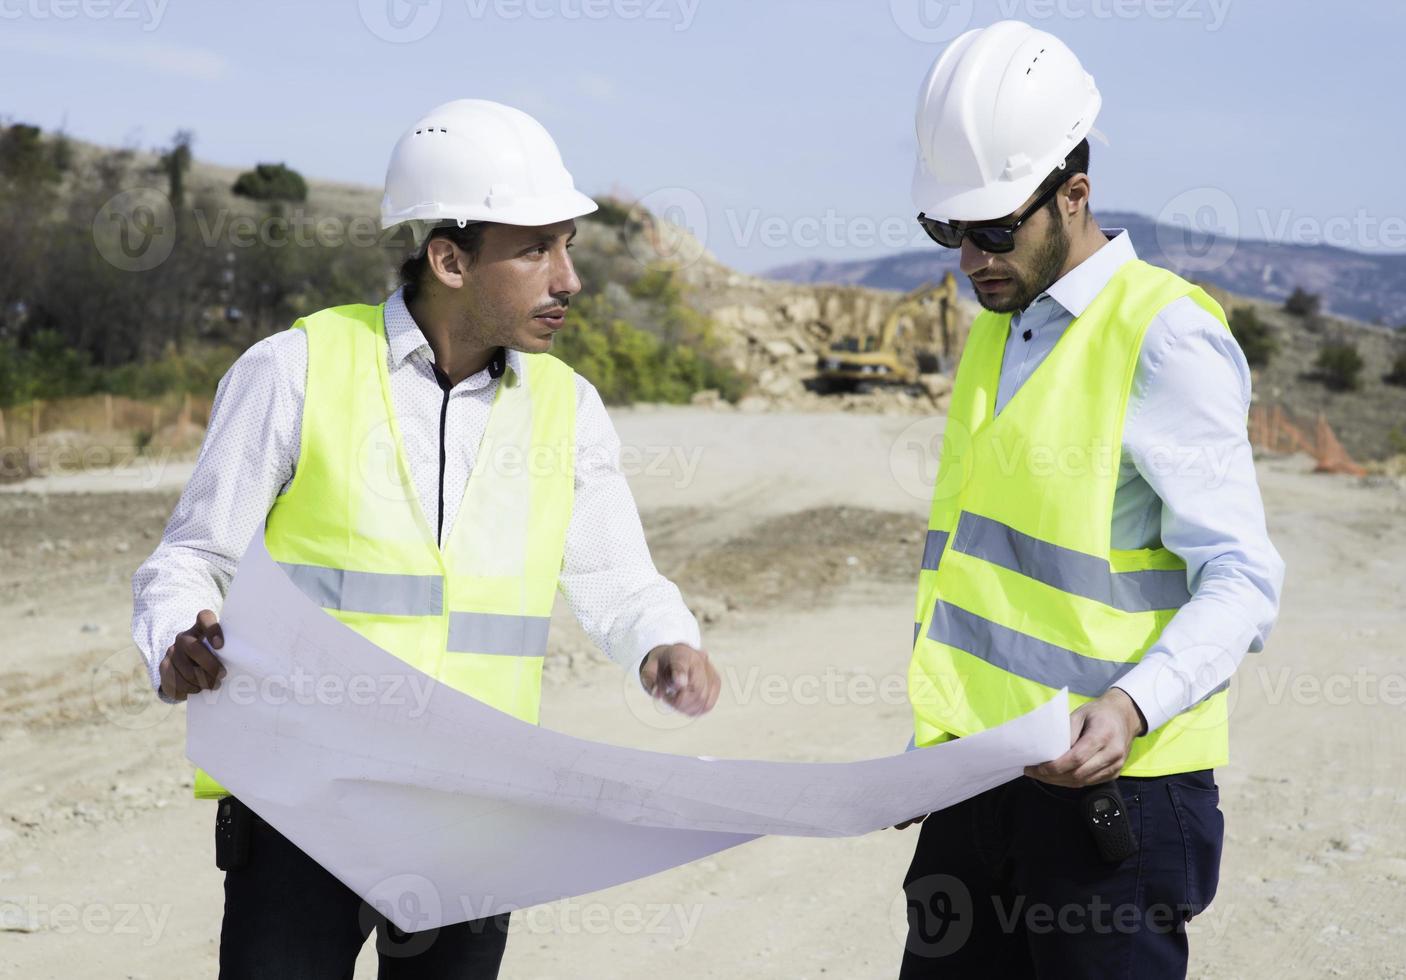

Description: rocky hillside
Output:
[20,133,1402,459]
[767,210,1406,328]
[587,208,978,413]
[1195,283,1406,462]
[616,210,1404,462]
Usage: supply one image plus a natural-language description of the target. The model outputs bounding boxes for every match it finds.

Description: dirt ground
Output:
[2,406,1404,979]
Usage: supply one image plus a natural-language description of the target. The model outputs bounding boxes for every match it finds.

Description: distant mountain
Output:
[764,211,1406,328]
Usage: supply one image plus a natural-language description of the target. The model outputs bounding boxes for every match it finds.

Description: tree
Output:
[1284,287,1320,317]
[0,123,63,185]
[50,129,72,174]
[232,162,308,202]
[0,125,64,340]
[158,129,194,209]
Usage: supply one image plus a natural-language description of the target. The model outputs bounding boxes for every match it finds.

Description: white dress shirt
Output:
[998,229,1285,733]
[131,288,700,701]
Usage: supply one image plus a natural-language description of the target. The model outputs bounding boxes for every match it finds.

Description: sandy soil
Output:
[1,406,1404,979]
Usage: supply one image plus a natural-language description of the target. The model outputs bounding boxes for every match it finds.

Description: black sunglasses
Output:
[916,170,1074,253]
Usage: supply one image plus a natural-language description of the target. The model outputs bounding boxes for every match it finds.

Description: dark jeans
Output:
[218,799,510,979]
[898,770,1224,979]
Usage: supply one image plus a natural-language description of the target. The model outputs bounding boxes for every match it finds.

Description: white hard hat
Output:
[910,20,1101,222]
[380,99,597,233]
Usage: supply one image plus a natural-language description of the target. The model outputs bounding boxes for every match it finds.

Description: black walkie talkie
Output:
[1081,781,1138,863]
[215,796,253,871]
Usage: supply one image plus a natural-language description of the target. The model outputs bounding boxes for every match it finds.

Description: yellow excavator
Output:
[815,272,960,393]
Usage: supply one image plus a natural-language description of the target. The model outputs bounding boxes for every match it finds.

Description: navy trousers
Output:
[898,770,1224,979]
[218,800,510,979]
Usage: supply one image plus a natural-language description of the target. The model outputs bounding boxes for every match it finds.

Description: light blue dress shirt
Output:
[996,229,1285,734]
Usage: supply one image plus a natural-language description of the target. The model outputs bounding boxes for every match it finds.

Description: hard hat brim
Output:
[911,158,1047,225]
[381,188,598,231]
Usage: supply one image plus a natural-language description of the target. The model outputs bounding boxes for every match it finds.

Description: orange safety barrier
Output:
[1247,403,1364,476]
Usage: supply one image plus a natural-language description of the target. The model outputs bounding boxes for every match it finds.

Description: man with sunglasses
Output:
[895,21,1283,979]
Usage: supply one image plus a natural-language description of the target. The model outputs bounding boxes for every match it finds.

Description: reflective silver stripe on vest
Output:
[926,600,1231,710]
[927,599,1135,698]
[952,512,1190,613]
[920,530,950,572]
[278,562,443,616]
[447,612,550,657]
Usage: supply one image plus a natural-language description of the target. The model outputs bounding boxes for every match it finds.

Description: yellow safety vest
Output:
[194,303,576,799]
[909,259,1231,777]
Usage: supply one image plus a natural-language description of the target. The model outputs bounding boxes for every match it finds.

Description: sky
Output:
[1,0,1400,273]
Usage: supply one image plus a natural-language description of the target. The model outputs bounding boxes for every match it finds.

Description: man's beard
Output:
[974,214,1070,314]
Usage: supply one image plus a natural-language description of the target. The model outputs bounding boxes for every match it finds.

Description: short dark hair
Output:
[1064,137,1090,178]
[398,221,490,304]
[1042,138,1090,216]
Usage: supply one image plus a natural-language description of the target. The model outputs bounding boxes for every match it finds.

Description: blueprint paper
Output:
[186,525,1070,931]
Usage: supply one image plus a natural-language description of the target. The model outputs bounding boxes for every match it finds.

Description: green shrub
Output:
[586,195,637,229]
[0,331,98,406]
[1314,341,1364,392]
[0,340,27,405]
[0,124,63,185]
[1385,351,1406,387]
[0,339,238,408]
[552,295,743,405]
[627,264,682,305]
[1228,306,1277,367]
[232,162,308,202]
[1284,287,1320,317]
[102,346,238,400]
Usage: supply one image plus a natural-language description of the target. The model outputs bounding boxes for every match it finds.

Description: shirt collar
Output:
[383,287,523,387]
[1034,228,1137,318]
